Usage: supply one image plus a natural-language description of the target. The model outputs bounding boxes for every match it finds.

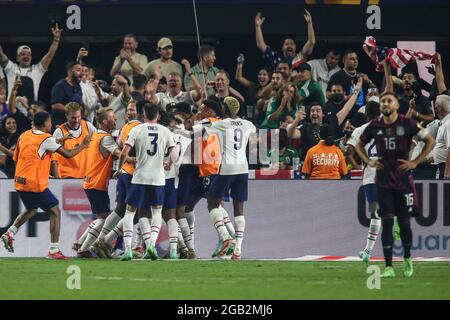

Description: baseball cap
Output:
[223,96,240,117]
[157,37,173,49]
[17,45,31,55]
[296,63,311,72]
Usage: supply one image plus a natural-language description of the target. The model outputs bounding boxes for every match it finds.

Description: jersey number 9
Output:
[234,128,243,150]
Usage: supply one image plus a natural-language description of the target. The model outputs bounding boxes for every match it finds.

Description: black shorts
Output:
[377,186,414,220]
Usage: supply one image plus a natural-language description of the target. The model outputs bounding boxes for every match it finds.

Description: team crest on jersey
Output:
[396,126,405,136]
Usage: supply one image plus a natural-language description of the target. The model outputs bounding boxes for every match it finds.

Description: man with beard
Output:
[50,61,83,126]
[398,72,434,123]
[144,37,183,80]
[0,25,63,101]
[355,92,435,278]
[255,10,315,71]
[307,50,341,97]
[109,74,131,128]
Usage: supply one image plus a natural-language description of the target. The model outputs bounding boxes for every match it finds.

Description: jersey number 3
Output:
[147,133,158,156]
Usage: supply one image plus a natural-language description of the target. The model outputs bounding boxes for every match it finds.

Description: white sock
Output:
[167,219,178,252]
[133,225,143,248]
[209,208,230,241]
[98,211,121,241]
[123,210,136,250]
[49,242,59,254]
[77,221,94,244]
[234,216,245,256]
[79,218,105,252]
[185,210,195,247]
[178,218,193,250]
[105,219,123,246]
[365,218,381,253]
[177,226,186,248]
[139,218,152,249]
[8,226,18,236]
[149,208,162,246]
[220,206,235,238]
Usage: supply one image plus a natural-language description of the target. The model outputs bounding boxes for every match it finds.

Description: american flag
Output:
[363,36,437,72]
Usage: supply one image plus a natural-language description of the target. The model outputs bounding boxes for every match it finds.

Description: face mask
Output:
[331,93,344,103]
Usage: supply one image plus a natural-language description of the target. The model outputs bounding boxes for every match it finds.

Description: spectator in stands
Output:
[301,124,348,179]
[337,112,366,168]
[326,49,369,109]
[0,79,7,122]
[109,74,131,128]
[235,53,272,106]
[0,115,20,178]
[210,69,245,117]
[269,129,299,170]
[358,84,380,114]
[0,25,62,101]
[287,102,324,160]
[435,53,449,96]
[433,95,450,179]
[110,34,148,85]
[0,66,4,82]
[80,61,110,123]
[307,50,341,96]
[157,76,167,93]
[184,44,218,97]
[277,61,292,83]
[144,37,183,81]
[6,77,37,133]
[255,10,315,71]
[261,83,299,129]
[131,74,147,102]
[295,62,325,108]
[255,71,285,125]
[51,61,83,126]
[396,72,434,123]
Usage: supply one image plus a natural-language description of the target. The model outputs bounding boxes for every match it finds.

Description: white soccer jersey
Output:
[126,123,175,186]
[165,132,192,181]
[205,118,256,175]
[347,123,377,185]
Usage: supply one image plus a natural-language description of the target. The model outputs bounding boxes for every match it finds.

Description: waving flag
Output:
[363,36,436,72]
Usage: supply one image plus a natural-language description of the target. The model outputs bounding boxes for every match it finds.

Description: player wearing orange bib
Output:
[51,102,96,178]
[76,108,124,258]
[1,111,91,259]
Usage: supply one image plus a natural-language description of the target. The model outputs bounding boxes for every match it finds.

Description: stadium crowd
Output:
[0,10,449,181]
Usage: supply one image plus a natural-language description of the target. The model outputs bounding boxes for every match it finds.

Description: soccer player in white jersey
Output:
[114,103,177,261]
[347,101,381,263]
[205,96,257,259]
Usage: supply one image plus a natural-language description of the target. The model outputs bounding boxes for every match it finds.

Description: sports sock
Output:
[79,218,105,252]
[8,226,18,236]
[123,210,136,251]
[49,242,60,254]
[133,225,143,248]
[220,206,235,238]
[139,218,152,249]
[167,218,178,252]
[185,210,195,246]
[209,207,230,241]
[105,219,123,245]
[177,226,186,248]
[381,218,394,267]
[149,208,162,246]
[399,220,412,259]
[364,218,381,253]
[178,218,193,250]
[98,211,121,241]
[77,221,94,245]
[234,216,245,256]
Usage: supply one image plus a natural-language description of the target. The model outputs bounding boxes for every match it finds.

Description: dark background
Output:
[0,2,449,107]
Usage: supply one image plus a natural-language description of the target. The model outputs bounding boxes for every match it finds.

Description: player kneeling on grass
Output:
[205,97,256,260]
[355,92,435,278]
[114,103,178,261]
[1,111,91,259]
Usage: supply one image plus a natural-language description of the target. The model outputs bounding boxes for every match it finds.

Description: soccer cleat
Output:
[47,251,69,260]
[169,249,178,259]
[179,246,190,259]
[143,244,158,260]
[188,249,197,259]
[72,241,81,253]
[211,239,223,258]
[1,232,14,253]
[358,250,371,263]
[393,217,401,241]
[380,266,396,278]
[226,240,236,256]
[132,246,146,259]
[403,258,414,278]
[120,249,133,261]
[217,238,233,257]
[97,239,112,259]
[77,250,95,259]
[231,253,241,260]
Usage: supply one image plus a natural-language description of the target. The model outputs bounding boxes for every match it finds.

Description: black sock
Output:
[381,218,394,267]
[399,221,412,259]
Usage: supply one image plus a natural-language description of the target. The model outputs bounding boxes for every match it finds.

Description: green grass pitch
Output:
[0,258,449,300]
